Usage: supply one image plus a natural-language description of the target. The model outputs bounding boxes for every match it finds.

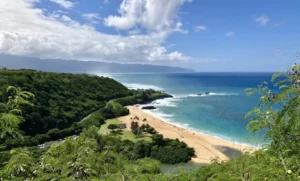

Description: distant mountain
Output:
[0,54,194,73]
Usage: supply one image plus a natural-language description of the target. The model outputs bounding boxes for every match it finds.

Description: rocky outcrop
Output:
[142,106,156,110]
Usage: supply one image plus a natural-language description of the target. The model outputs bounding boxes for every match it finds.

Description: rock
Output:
[205,92,210,95]
[142,106,156,110]
[164,94,173,98]
[196,93,202,96]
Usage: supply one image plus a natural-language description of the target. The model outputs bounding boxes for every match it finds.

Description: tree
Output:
[246,63,300,174]
[0,86,34,139]
[0,149,36,179]
[108,124,118,132]
[131,121,139,136]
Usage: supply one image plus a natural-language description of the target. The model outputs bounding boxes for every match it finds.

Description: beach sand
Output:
[117,105,254,164]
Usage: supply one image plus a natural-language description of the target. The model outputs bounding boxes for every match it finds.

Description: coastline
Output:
[117,105,255,164]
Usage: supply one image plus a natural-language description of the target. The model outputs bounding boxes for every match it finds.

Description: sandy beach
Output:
[117,105,254,164]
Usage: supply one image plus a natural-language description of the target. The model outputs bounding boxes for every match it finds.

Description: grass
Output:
[99,119,120,134]
[121,131,152,142]
[99,119,152,142]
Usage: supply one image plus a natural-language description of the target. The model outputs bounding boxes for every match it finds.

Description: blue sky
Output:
[0,0,299,71]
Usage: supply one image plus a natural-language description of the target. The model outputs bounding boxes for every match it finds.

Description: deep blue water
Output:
[106,72,276,146]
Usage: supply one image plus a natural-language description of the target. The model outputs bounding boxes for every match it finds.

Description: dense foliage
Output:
[140,123,157,134]
[0,127,195,180]
[0,70,171,149]
[0,69,131,135]
[0,86,34,140]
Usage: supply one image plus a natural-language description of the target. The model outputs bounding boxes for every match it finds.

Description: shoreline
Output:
[141,108,261,149]
[117,105,256,164]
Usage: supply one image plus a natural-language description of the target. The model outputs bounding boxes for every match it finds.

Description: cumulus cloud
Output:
[255,15,269,25]
[104,0,192,33]
[195,25,207,31]
[0,0,190,63]
[225,32,235,37]
[49,0,75,9]
[83,13,101,24]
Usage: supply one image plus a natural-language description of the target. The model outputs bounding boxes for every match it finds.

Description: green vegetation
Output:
[99,119,152,142]
[1,64,300,180]
[99,119,121,134]
[0,69,170,149]
[121,131,152,142]
[141,123,157,134]
[107,124,119,132]
[0,69,131,135]
[0,126,194,180]
[0,86,34,140]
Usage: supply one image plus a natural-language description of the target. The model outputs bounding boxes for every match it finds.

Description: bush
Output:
[108,124,119,131]
[140,124,157,134]
[102,102,129,119]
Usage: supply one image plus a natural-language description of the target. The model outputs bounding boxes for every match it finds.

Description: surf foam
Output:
[123,83,164,91]
[174,92,240,98]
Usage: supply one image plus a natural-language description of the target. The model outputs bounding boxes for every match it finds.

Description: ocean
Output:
[104,72,276,147]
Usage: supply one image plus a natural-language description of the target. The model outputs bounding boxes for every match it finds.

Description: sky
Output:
[0,0,299,71]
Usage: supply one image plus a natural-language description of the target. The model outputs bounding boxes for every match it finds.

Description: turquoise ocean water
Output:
[105,72,275,147]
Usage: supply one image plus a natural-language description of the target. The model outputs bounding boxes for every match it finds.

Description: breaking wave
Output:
[123,83,164,91]
[174,92,240,98]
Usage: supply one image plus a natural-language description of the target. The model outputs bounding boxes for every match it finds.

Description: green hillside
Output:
[0,70,171,149]
[0,69,131,135]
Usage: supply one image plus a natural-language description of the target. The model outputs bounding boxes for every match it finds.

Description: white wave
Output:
[123,83,164,91]
[142,109,174,119]
[208,92,240,96]
[174,92,240,98]
[173,94,196,99]
[152,98,178,107]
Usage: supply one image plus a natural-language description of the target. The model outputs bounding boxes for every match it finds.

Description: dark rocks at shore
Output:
[164,94,174,98]
[142,106,156,110]
[196,92,210,96]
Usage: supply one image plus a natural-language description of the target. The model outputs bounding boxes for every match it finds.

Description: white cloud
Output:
[83,13,101,24]
[195,25,207,31]
[226,32,235,37]
[49,0,74,9]
[255,15,269,26]
[104,0,192,33]
[0,0,190,63]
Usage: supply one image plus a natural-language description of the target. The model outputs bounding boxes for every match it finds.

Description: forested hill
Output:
[0,69,132,136]
[0,54,194,73]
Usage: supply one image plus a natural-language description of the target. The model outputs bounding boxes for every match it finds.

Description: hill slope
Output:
[0,69,133,135]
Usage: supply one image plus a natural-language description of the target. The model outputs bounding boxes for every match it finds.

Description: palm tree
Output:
[0,86,34,139]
